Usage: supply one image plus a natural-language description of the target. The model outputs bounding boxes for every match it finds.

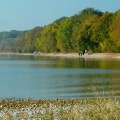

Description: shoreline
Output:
[0,52,120,59]
[40,52,120,59]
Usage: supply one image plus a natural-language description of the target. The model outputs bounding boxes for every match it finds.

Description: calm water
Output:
[0,54,120,100]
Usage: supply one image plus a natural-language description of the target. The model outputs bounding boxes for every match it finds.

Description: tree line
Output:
[0,8,120,53]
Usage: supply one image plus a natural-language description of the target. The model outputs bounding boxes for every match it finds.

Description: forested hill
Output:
[0,30,27,52]
[0,8,120,53]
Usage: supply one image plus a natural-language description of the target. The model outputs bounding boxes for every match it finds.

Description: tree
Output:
[109,11,120,52]
[90,12,113,52]
[22,27,43,53]
[56,17,73,52]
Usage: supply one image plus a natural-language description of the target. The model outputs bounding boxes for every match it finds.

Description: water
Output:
[0,54,120,99]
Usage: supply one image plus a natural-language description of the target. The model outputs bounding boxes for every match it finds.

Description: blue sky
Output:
[0,0,120,32]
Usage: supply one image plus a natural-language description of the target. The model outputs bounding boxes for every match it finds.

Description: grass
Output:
[0,97,119,120]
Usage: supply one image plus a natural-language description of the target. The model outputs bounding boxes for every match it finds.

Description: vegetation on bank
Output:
[0,8,120,53]
[0,98,120,120]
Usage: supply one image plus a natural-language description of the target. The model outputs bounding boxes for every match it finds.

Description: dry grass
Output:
[0,97,119,120]
[6,113,12,120]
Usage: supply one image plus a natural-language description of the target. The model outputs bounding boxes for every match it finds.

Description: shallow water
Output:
[0,54,120,99]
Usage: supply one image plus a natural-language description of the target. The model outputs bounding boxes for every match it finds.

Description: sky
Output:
[0,0,120,32]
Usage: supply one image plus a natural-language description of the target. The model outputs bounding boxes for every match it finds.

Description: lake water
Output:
[0,54,120,100]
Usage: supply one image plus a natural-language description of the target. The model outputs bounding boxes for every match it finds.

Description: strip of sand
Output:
[38,52,120,59]
[0,52,120,59]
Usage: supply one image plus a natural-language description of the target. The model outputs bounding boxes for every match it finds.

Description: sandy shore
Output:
[0,52,120,59]
[34,52,120,59]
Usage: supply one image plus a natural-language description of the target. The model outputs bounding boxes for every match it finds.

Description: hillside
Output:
[0,8,120,53]
[0,30,27,52]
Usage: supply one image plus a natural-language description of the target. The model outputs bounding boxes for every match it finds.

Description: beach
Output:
[33,52,120,59]
[0,52,120,59]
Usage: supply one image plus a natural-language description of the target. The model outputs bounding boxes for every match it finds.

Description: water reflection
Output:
[0,54,120,99]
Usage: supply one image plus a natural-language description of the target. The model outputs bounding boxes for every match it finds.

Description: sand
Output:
[0,52,120,59]
[36,52,120,59]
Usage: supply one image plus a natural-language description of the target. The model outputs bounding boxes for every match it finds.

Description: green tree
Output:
[72,8,102,52]
[90,12,113,52]
[22,27,43,53]
[109,10,120,52]
[56,17,73,52]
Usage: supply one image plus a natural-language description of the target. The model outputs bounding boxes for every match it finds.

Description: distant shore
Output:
[38,52,120,59]
[0,52,120,59]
